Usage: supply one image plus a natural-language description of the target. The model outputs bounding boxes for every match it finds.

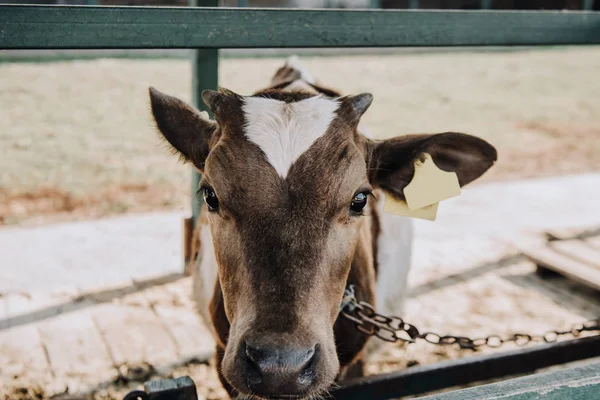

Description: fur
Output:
[242,95,340,178]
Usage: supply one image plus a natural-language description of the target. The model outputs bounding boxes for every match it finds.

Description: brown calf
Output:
[149,57,497,400]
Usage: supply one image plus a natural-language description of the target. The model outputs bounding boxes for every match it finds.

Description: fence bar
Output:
[2,6,600,49]
[332,335,600,400]
[186,0,219,269]
[583,0,595,10]
[408,0,420,9]
[420,360,600,399]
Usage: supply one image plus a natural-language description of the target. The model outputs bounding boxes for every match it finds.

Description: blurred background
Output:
[1,1,599,400]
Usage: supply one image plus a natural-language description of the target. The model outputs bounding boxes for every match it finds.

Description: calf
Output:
[149,58,496,400]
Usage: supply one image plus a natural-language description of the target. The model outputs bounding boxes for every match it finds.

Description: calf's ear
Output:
[149,87,217,171]
[368,132,497,201]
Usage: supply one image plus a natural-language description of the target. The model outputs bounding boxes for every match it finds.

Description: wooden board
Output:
[551,240,600,269]
[93,304,179,368]
[154,305,215,363]
[1,291,76,330]
[524,242,600,292]
[37,310,117,392]
[546,227,600,241]
[0,297,8,330]
[2,6,600,49]
[586,236,600,250]
[0,324,52,385]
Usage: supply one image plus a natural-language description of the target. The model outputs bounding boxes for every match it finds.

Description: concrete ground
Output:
[1,172,599,399]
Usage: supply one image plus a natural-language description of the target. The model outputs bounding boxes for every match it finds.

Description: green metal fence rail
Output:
[2,6,600,48]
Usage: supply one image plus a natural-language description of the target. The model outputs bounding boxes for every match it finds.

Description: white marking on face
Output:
[242,95,339,178]
[192,222,219,331]
[375,190,414,317]
[365,191,414,359]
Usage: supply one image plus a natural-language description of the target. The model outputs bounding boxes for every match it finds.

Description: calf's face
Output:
[149,87,497,399]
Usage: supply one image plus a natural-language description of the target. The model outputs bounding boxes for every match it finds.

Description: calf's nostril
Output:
[298,345,319,386]
[242,342,262,387]
[242,342,319,395]
[244,343,264,365]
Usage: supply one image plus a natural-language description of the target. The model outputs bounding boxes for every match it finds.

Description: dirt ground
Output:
[1,47,600,226]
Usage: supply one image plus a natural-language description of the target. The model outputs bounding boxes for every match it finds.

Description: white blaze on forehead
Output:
[242,95,340,178]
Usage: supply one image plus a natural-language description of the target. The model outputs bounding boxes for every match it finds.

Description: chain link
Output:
[340,285,600,350]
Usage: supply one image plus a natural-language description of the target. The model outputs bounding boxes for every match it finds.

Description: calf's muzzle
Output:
[242,341,319,397]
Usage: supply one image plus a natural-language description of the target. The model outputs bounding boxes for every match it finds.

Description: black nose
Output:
[243,342,318,396]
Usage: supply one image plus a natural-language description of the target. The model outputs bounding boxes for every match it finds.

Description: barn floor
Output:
[1,173,600,400]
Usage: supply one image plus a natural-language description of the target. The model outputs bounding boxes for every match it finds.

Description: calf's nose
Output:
[243,342,318,396]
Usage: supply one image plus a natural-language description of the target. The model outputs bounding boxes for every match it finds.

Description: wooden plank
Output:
[1,291,80,331]
[1,6,600,49]
[154,305,215,363]
[0,296,8,330]
[586,236,600,250]
[526,264,600,317]
[524,245,600,291]
[546,227,600,241]
[419,360,600,399]
[0,324,53,386]
[37,309,117,393]
[551,240,600,269]
[93,304,178,368]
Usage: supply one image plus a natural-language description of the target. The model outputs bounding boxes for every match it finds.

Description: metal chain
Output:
[340,285,600,349]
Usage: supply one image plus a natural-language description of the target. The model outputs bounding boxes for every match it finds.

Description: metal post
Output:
[480,0,492,9]
[408,0,420,9]
[583,0,595,10]
[186,0,219,270]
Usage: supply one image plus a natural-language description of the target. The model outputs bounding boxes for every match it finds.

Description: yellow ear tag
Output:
[383,196,438,221]
[403,153,460,210]
[199,111,210,120]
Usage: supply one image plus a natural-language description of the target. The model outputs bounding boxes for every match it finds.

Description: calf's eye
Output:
[203,187,219,211]
[350,192,369,214]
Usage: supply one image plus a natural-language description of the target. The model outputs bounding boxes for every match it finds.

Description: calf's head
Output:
[149,87,496,399]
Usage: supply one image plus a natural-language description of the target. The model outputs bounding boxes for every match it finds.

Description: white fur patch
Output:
[242,95,339,178]
[375,191,414,317]
[365,191,414,359]
[192,223,220,331]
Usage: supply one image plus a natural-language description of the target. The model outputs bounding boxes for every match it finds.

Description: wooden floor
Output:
[0,277,215,397]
